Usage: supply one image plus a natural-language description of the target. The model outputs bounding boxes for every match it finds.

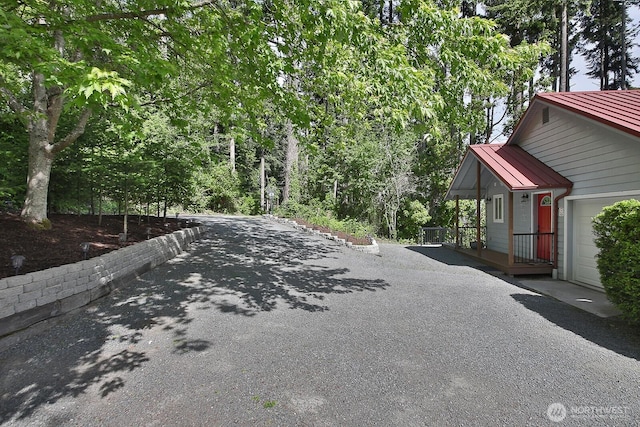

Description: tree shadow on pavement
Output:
[406,245,500,272]
[511,293,640,361]
[0,216,388,424]
[406,245,640,361]
[162,216,390,316]
[0,265,215,424]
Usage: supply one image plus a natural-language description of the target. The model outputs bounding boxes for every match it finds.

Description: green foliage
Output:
[263,400,277,409]
[1,0,551,228]
[276,199,373,239]
[276,198,335,222]
[201,163,259,215]
[578,0,637,90]
[397,199,431,241]
[0,115,27,207]
[592,199,640,323]
[202,163,240,214]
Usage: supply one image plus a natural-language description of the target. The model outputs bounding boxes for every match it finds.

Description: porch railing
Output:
[457,226,486,249]
[420,227,454,245]
[513,232,554,264]
[420,226,486,248]
[422,227,554,265]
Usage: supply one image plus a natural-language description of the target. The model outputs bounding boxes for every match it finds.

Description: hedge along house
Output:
[445,90,640,290]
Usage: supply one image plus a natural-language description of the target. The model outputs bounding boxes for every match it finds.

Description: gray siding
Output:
[519,107,640,196]
[484,177,534,254]
[517,104,640,280]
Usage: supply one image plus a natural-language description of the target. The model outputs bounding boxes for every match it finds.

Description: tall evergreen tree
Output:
[579,0,639,90]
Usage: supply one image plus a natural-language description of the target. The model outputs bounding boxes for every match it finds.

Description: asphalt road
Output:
[1,215,639,426]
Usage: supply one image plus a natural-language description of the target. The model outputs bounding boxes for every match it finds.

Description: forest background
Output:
[1,0,639,242]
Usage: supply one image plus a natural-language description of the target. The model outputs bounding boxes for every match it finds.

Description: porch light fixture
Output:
[521,193,530,203]
[485,196,492,202]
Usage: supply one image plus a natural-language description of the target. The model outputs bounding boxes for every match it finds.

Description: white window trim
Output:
[493,194,504,223]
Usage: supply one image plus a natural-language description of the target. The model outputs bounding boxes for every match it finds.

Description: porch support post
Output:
[508,191,514,266]
[455,195,460,248]
[476,161,482,257]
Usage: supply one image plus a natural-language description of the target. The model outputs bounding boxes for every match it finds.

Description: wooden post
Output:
[508,191,514,266]
[476,161,482,257]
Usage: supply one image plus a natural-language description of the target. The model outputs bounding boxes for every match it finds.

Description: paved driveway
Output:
[1,215,639,426]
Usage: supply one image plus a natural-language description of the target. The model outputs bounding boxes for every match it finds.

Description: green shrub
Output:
[203,163,253,214]
[398,199,431,241]
[592,199,640,322]
[237,195,260,215]
[275,200,373,240]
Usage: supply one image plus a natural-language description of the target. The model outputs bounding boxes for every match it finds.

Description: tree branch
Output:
[85,7,170,22]
[0,86,27,114]
[139,81,213,107]
[49,108,92,155]
[84,0,216,22]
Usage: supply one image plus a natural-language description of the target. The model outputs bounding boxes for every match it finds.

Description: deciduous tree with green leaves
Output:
[2,0,426,226]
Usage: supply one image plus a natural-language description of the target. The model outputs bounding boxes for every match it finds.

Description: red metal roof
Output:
[469,144,572,191]
[534,90,640,138]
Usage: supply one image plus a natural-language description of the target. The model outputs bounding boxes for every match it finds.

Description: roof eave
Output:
[444,150,475,200]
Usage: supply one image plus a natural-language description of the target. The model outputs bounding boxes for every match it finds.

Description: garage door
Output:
[572,197,628,289]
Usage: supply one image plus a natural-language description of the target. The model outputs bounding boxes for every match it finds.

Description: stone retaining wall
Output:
[0,226,205,340]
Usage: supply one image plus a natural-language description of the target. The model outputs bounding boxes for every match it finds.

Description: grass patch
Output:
[263,400,277,409]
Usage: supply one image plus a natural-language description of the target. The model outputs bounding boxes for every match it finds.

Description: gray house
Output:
[446,90,640,291]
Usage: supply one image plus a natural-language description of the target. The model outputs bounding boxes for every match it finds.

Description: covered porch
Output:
[422,226,556,275]
[455,246,555,276]
[445,144,572,276]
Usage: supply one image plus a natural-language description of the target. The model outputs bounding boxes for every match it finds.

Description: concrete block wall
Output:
[0,226,205,339]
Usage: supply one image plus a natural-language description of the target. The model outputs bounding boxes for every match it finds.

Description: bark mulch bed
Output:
[292,218,372,246]
[0,213,194,280]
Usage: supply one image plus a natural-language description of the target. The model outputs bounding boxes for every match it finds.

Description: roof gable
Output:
[446,144,572,199]
[508,90,640,144]
[470,144,572,190]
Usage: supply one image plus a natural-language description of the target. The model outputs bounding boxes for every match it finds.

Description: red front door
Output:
[537,193,552,260]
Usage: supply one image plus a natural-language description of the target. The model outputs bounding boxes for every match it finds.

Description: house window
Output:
[542,107,550,124]
[493,194,504,223]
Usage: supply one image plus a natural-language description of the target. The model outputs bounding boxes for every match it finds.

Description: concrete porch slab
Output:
[509,277,622,318]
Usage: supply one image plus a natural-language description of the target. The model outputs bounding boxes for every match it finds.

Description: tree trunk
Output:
[123,177,128,238]
[621,1,627,90]
[22,136,55,223]
[229,136,236,173]
[98,187,103,226]
[260,154,266,212]
[21,73,55,224]
[283,121,299,204]
[599,1,606,90]
[19,72,91,224]
[559,1,568,92]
